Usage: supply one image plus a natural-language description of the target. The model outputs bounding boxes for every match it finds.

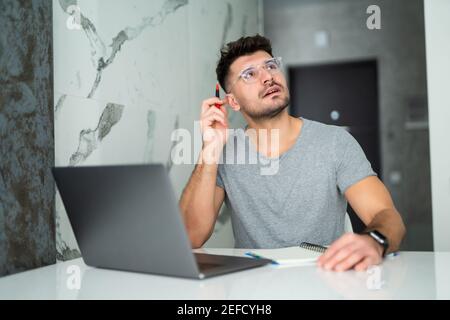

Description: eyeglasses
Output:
[227,57,283,93]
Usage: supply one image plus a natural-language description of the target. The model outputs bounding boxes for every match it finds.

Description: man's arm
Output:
[179,159,225,248]
[317,176,406,272]
[179,96,229,248]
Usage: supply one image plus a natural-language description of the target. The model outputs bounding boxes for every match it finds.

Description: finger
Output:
[318,233,357,265]
[204,116,225,129]
[205,105,227,117]
[203,113,226,127]
[201,101,227,118]
[320,243,357,270]
[202,108,227,122]
[355,252,382,272]
[201,98,225,113]
[203,107,227,125]
[354,257,376,272]
[334,251,365,272]
[214,98,228,107]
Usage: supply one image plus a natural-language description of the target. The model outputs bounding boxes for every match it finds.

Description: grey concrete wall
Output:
[0,0,55,276]
[264,0,432,250]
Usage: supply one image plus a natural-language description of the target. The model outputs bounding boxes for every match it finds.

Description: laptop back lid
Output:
[52,164,200,278]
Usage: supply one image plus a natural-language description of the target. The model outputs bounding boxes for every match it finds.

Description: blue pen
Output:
[245,252,279,265]
[386,252,399,258]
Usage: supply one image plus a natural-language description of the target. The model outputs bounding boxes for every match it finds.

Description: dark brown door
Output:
[289,60,380,233]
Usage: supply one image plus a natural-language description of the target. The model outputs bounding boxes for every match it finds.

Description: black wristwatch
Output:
[364,230,389,257]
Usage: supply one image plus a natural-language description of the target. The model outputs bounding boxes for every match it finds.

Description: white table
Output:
[0,249,449,299]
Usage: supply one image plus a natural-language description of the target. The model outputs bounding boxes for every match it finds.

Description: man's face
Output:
[227,50,290,120]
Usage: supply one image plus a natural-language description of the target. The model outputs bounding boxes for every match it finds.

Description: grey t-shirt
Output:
[216,117,376,249]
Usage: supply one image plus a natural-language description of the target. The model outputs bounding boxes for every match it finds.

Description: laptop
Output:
[52,164,271,279]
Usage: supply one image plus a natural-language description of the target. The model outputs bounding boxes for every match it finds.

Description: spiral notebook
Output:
[245,242,327,265]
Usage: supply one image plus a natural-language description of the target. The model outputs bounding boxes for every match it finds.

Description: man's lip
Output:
[263,86,281,97]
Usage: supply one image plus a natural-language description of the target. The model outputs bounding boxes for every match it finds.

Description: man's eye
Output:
[242,69,256,80]
[266,61,278,70]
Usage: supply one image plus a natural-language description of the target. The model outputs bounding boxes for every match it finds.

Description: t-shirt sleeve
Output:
[334,128,377,194]
[216,164,225,189]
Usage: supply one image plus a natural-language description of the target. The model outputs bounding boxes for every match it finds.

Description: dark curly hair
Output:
[216,34,273,93]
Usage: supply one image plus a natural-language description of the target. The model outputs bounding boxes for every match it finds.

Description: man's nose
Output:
[260,67,273,85]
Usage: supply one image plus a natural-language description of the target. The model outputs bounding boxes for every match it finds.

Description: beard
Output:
[243,94,290,120]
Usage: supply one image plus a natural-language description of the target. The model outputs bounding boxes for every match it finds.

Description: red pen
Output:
[215,83,221,108]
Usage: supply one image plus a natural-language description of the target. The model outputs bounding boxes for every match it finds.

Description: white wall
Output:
[424,0,450,251]
[53,0,262,259]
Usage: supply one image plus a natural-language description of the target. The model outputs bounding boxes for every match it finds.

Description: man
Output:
[179,35,405,272]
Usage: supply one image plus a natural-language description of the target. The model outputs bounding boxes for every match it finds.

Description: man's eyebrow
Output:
[239,63,256,71]
[241,58,274,70]
[240,66,254,73]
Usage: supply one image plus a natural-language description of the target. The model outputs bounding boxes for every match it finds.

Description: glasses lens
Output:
[265,59,279,70]
[239,57,283,84]
[241,68,258,83]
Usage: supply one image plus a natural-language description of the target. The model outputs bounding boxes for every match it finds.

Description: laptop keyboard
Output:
[198,262,223,272]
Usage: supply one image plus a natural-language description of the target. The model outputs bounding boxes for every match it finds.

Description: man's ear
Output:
[226,94,240,111]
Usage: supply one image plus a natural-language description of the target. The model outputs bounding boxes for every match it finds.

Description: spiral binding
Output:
[299,242,327,253]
